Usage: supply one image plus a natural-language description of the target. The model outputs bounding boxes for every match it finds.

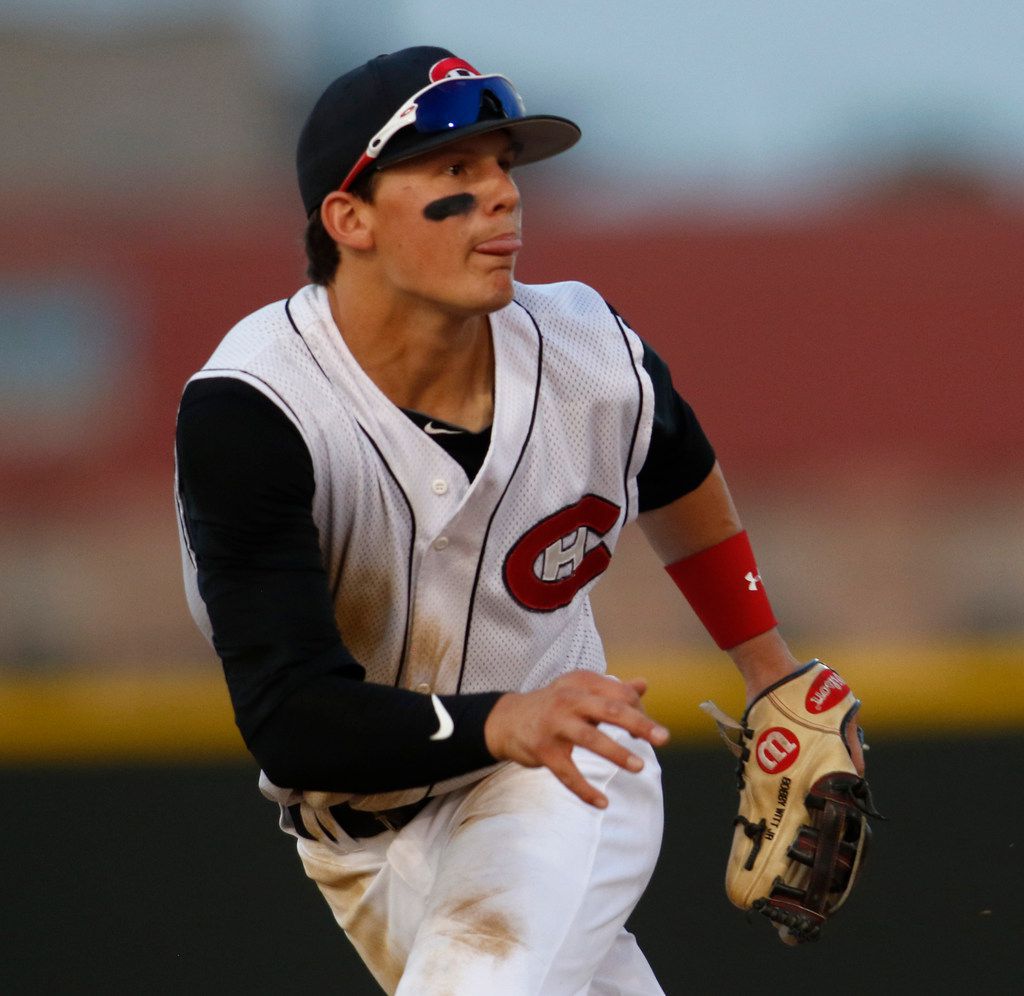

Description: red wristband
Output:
[664,530,777,650]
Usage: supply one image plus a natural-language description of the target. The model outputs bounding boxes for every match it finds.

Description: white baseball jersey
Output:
[177,279,670,993]
[178,279,655,813]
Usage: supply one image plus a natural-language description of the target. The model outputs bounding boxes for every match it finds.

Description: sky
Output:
[7,0,1024,203]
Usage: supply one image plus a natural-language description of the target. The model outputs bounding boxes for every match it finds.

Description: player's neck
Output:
[326,281,495,432]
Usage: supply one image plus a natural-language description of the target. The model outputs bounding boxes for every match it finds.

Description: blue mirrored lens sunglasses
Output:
[339,74,526,192]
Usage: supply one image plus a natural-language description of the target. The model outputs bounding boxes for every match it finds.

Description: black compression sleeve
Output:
[176,377,500,792]
[636,340,717,511]
[250,667,502,793]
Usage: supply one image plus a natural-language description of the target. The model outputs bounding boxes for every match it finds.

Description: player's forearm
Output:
[638,462,740,563]
[247,672,503,793]
[207,572,507,792]
[726,628,801,705]
[641,464,800,697]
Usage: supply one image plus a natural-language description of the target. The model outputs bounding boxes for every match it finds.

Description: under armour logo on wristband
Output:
[665,531,778,650]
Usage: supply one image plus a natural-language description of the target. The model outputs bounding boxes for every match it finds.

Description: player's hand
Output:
[741,654,866,777]
[483,672,670,808]
[733,634,866,776]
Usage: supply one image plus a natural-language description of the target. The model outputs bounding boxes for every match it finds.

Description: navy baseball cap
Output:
[296,45,581,216]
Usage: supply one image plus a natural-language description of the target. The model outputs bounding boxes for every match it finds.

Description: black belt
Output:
[288,796,430,842]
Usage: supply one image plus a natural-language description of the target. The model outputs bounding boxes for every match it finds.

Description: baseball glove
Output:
[700,660,881,944]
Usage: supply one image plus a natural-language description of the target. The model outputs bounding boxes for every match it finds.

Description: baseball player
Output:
[175,46,863,994]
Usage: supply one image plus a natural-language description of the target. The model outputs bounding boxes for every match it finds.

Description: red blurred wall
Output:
[2,192,1021,514]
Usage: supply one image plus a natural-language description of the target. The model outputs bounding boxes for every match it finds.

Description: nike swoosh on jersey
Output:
[429,694,454,741]
[424,421,462,435]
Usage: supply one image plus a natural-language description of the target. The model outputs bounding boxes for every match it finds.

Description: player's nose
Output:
[478,159,520,215]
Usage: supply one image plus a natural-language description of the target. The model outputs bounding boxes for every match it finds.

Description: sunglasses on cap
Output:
[338,74,527,193]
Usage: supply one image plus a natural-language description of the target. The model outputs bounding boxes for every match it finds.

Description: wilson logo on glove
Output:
[756,728,800,773]
[805,669,850,714]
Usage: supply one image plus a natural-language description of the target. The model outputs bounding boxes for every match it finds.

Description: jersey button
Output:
[433,536,449,551]
[415,682,431,694]
[431,478,448,496]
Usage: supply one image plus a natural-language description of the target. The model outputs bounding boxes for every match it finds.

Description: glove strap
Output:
[698,700,746,757]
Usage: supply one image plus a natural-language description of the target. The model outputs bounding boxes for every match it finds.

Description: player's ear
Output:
[321,191,374,252]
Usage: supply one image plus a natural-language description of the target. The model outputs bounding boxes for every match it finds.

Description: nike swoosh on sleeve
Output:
[429,694,455,741]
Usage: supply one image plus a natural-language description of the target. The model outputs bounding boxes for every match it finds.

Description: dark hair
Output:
[303,169,376,286]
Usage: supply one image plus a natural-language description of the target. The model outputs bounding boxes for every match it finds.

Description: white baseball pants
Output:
[296,725,665,995]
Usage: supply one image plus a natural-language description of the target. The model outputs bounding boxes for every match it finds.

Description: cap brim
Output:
[374,114,581,173]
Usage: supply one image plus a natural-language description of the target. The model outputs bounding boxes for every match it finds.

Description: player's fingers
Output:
[544,751,609,809]
[569,722,646,773]
[625,677,648,698]
[583,694,669,747]
[555,673,643,715]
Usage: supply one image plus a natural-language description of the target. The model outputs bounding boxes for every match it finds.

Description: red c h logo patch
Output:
[503,494,621,612]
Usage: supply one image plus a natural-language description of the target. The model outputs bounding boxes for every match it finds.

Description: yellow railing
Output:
[1,639,1021,762]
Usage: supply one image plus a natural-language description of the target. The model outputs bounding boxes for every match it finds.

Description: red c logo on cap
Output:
[429,57,481,82]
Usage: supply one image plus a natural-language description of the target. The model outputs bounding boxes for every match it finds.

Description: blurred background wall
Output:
[2,2,1022,991]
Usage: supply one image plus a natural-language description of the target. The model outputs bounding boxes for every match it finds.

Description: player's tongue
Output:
[474,234,522,255]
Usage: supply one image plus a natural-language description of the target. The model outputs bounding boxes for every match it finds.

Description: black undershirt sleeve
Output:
[176,377,501,793]
[635,339,717,512]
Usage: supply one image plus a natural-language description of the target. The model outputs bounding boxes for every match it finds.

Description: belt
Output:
[288,796,430,842]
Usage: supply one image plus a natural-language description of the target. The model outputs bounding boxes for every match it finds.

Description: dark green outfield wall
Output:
[5,736,1022,994]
